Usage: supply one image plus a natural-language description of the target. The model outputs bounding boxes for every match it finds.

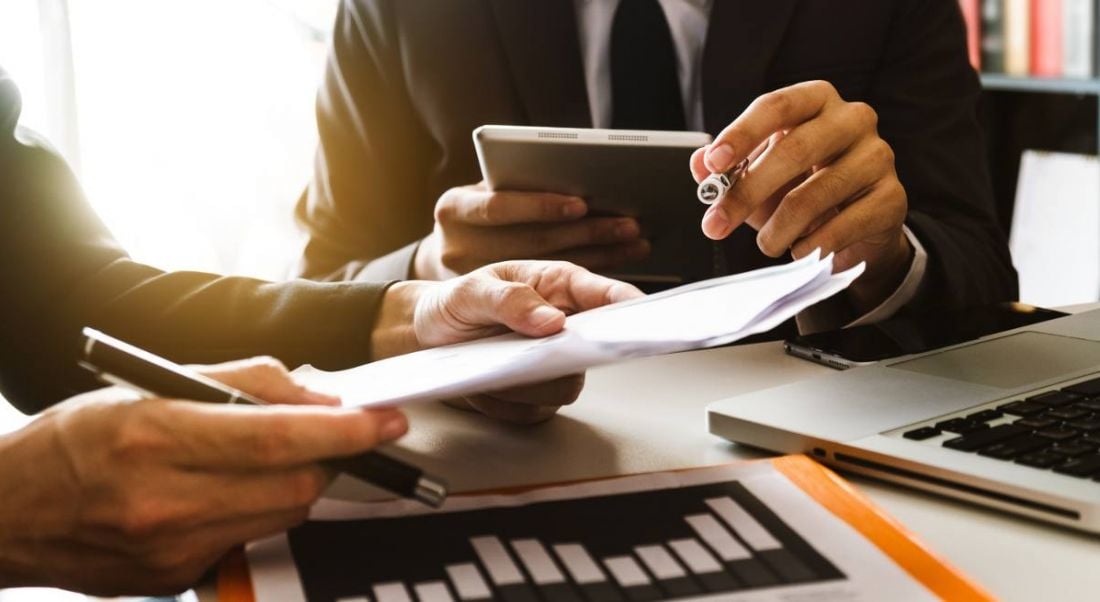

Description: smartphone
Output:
[785,302,1068,369]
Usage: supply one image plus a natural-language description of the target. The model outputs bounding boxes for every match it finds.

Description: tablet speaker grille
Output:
[538,131,579,139]
[607,134,648,142]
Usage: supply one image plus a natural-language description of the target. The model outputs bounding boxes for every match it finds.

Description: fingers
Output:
[690,146,709,183]
[159,402,408,470]
[756,138,889,256]
[436,185,588,226]
[440,217,642,274]
[463,395,563,425]
[480,278,569,337]
[704,80,839,174]
[487,261,645,313]
[86,467,328,553]
[484,374,585,406]
[442,395,559,424]
[484,217,642,258]
[148,507,311,587]
[709,109,860,237]
[561,265,646,308]
[195,465,335,520]
[790,177,908,262]
[198,357,339,407]
[123,507,312,593]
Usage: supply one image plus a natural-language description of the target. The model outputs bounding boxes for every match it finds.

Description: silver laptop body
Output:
[708,309,1100,533]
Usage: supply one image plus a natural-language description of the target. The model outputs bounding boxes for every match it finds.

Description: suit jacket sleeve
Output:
[0,72,389,414]
[873,0,1018,310]
[294,0,430,281]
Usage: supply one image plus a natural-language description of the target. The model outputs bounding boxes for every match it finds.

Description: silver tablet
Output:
[474,125,713,284]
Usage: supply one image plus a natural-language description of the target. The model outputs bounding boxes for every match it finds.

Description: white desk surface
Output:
[360,339,1100,602]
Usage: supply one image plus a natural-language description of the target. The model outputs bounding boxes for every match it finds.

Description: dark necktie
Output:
[610,0,686,131]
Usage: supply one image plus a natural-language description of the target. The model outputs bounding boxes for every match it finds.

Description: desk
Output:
[319,338,1100,602]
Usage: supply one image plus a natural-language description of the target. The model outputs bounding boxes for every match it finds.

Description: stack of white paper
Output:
[296,250,863,408]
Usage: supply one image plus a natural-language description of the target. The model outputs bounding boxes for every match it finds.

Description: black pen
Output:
[77,327,448,508]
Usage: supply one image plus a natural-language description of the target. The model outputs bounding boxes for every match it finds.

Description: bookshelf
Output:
[979,74,1100,151]
[980,74,1100,95]
[976,74,1099,233]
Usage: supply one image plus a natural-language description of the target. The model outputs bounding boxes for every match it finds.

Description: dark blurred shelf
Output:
[980,74,1100,95]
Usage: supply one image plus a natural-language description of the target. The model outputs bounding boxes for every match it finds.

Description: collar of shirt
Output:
[573,0,714,131]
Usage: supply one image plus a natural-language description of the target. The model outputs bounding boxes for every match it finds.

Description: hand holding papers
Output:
[296,251,864,408]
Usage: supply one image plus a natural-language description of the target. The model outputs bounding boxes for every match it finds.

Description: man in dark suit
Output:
[297,0,1017,333]
[0,66,640,592]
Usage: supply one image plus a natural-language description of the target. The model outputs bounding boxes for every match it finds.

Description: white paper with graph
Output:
[244,459,947,602]
[294,251,863,408]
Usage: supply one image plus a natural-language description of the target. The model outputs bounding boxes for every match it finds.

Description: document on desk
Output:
[236,456,990,602]
[295,251,864,408]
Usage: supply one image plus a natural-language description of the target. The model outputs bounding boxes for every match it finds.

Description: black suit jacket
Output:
[0,70,389,414]
[297,0,1017,315]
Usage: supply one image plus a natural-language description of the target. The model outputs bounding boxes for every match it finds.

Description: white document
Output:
[295,251,863,408]
[1009,150,1100,308]
[247,461,936,602]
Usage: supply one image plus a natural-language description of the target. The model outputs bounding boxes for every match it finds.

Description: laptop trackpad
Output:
[888,331,1100,390]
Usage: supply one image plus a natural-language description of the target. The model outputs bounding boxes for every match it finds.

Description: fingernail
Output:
[615,219,640,239]
[562,200,587,218]
[702,207,730,240]
[380,413,408,441]
[705,144,735,173]
[529,305,563,329]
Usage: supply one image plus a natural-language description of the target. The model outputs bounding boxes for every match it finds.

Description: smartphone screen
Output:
[786,302,1068,367]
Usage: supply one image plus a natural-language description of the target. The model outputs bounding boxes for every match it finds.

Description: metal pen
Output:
[697,157,750,205]
[77,327,448,508]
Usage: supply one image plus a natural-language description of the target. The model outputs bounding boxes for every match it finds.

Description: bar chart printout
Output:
[247,461,945,601]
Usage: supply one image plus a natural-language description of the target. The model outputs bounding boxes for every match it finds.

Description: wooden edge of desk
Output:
[772,455,995,602]
[217,455,994,602]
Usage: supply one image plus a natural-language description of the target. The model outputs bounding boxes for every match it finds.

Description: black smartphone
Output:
[784,302,1068,369]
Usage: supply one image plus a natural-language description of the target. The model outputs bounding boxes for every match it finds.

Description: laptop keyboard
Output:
[902,376,1100,481]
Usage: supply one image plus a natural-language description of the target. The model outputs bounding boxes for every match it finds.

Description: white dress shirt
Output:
[572,0,929,329]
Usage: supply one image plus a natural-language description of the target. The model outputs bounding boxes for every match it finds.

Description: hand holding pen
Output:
[79,328,448,507]
[5,352,416,594]
[689,80,912,313]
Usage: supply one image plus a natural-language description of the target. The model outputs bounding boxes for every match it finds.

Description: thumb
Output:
[197,356,340,407]
[480,279,567,338]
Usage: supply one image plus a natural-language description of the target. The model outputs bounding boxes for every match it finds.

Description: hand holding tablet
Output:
[473,126,713,285]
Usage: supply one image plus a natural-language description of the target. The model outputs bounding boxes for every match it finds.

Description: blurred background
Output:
[0,1,339,563]
[0,0,336,279]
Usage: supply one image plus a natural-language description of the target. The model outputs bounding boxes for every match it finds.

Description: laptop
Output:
[707,308,1100,533]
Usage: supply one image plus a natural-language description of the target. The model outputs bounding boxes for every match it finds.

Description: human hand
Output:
[691,80,912,312]
[413,182,651,280]
[372,261,643,423]
[0,357,407,595]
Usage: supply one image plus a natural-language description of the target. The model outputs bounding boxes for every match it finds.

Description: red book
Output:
[959,0,982,70]
[1032,0,1063,76]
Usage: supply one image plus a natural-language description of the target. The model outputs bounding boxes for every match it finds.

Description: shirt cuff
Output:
[795,224,928,333]
[848,224,928,327]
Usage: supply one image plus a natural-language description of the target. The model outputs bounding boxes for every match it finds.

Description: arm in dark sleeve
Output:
[871,0,1018,311]
[295,0,431,281]
[0,73,389,414]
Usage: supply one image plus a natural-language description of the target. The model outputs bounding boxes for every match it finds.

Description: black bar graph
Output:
[286,479,845,602]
